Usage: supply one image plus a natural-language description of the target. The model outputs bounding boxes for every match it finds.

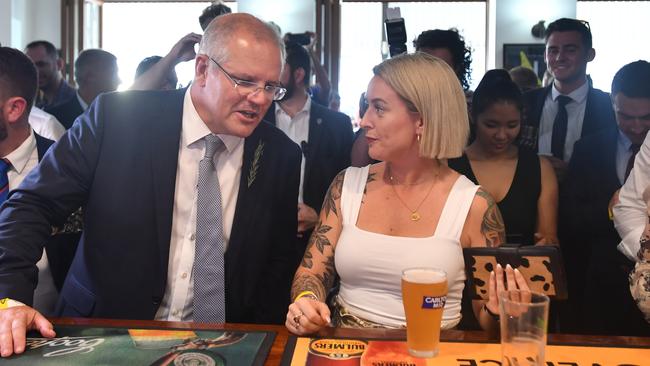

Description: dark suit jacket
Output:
[518,85,616,152]
[0,88,302,324]
[560,128,650,335]
[46,96,84,130]
[264,101,353,213]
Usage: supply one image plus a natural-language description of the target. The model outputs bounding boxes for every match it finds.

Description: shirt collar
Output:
[618,129,633,150]
[275,95,311,119]
[551,80,589,104]
[76,91,89,110]
[4,130,36,175]
[181,88,243,154]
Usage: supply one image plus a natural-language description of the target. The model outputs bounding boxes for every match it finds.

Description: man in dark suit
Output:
[561,60,650,335]
[46,49,120,129]
[24,40,76,110]
[263,41,353,256]
[0,13,301,357]
[519,18,615,182]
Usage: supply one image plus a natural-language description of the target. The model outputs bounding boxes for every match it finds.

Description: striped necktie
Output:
[0,159,11,203]
[192,134,227,323]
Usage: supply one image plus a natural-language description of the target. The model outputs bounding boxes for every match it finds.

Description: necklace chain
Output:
[386,163,439,221]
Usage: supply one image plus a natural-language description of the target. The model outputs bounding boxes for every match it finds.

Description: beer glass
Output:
[401,267,448,358]
[499,290,550,366]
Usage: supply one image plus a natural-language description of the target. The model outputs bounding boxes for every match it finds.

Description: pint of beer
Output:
[401,268,448,358]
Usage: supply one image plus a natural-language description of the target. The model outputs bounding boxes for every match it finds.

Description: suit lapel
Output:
[149,89,184,295]
[533,86,551,129]
[304,104,324,187]
[582,87,601,137]
[227,126,265,275]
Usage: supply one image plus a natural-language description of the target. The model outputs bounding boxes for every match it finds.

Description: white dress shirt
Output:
[614,132,650,261]
[538,81,589,161]
[4,130,59,315]
[28,107,66,141]
[275,97,310,203]
[155,88,243,322]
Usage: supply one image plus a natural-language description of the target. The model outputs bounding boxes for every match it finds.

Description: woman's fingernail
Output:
[506,264,512,270]
[497,263,502,269]
[514,268,521,273]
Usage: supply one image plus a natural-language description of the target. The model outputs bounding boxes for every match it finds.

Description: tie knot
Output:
[557,95,572,107]
[203,135,224,159]
[0,159,11,174]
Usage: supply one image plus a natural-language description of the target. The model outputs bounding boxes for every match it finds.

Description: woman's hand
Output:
[485,263,530,315]
[285,297,331,335]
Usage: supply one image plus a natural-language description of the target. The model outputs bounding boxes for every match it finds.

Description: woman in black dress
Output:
[449,70,558,246]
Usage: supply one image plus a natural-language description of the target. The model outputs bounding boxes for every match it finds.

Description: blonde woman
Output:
[286,53,528,335]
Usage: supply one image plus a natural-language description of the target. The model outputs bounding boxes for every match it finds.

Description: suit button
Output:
[190,234,196,241]
[181,272,188,279]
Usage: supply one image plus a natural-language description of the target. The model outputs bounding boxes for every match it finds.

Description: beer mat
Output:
[281,336,650,365]
[5,325,274,365]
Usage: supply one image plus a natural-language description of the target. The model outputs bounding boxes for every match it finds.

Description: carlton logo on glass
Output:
[421,295,446,309]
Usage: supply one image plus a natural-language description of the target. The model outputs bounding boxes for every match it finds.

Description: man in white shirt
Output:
[0,13,301,357]
[563,60,650,335]
[263,41,353,256]
[520,18,615,182]
[0,47,61,317]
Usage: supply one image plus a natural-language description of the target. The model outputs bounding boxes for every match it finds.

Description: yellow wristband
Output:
[294,291,318,302]
[0,298,24,309]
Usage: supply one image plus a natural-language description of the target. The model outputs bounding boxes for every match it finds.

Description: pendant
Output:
[410,212,421,221]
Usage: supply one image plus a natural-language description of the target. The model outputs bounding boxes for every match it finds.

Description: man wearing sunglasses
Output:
[0,13,302,357]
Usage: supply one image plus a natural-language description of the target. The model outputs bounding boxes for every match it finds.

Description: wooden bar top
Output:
[50,317,650,366]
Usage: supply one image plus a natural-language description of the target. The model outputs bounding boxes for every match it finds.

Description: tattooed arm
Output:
[286,170,346,334]
[460,187,511,333]
[461,187,506,248]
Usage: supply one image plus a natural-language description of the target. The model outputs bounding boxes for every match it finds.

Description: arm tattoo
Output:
[316,255,336,291]
[300,250,314,269]
[476,188,505,247]
[308,223,332,254]
[292,273,327,301]
[321,171,345,219]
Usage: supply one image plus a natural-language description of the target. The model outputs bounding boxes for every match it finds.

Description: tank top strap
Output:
[434,175,480,240]
[341,165,370,226]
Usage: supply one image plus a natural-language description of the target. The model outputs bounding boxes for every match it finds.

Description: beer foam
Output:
[402,268,446,283]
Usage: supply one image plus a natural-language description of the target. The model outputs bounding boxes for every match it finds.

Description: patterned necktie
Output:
[193,135,226,323]
[625,143,642,182]
[551,95,573,160]
[0,159,11,203]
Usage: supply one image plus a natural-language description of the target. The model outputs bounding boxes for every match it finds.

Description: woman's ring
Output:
[293,313,303,326]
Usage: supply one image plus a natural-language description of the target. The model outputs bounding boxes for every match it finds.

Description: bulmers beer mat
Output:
[281,337,650,366]
[4,326,274,365]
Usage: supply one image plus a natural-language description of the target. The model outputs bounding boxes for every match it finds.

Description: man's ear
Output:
[586,48,595,63]
[2,97,28,124]
[194,54,210,87]
[56,57,65,73]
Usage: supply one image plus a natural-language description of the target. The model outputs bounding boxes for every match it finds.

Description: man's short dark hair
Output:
[285,41,311,88]
[135,56,163,78]
[199,2,232,31]
[74,49,117,85]
[611,60,650,99]
[413,29,472,91]
[545,18,592,49]
[25,40,59,59]
[0,47,38,109]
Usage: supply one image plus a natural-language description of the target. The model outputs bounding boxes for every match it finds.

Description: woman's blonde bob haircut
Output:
[372,52,469,159]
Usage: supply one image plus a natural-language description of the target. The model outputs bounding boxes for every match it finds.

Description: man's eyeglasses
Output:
[208,56,286,101]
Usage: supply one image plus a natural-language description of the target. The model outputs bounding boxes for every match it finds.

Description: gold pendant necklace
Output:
[387,163,439,222]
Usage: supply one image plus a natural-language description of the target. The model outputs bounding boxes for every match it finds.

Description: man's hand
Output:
[168,33,202,64]
[0,306,55,357]
[297,203,318,234]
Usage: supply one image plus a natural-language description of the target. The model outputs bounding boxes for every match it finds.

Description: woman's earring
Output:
[416,134,421,143]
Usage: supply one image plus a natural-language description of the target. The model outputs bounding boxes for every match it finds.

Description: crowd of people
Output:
[0,2,649,358]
